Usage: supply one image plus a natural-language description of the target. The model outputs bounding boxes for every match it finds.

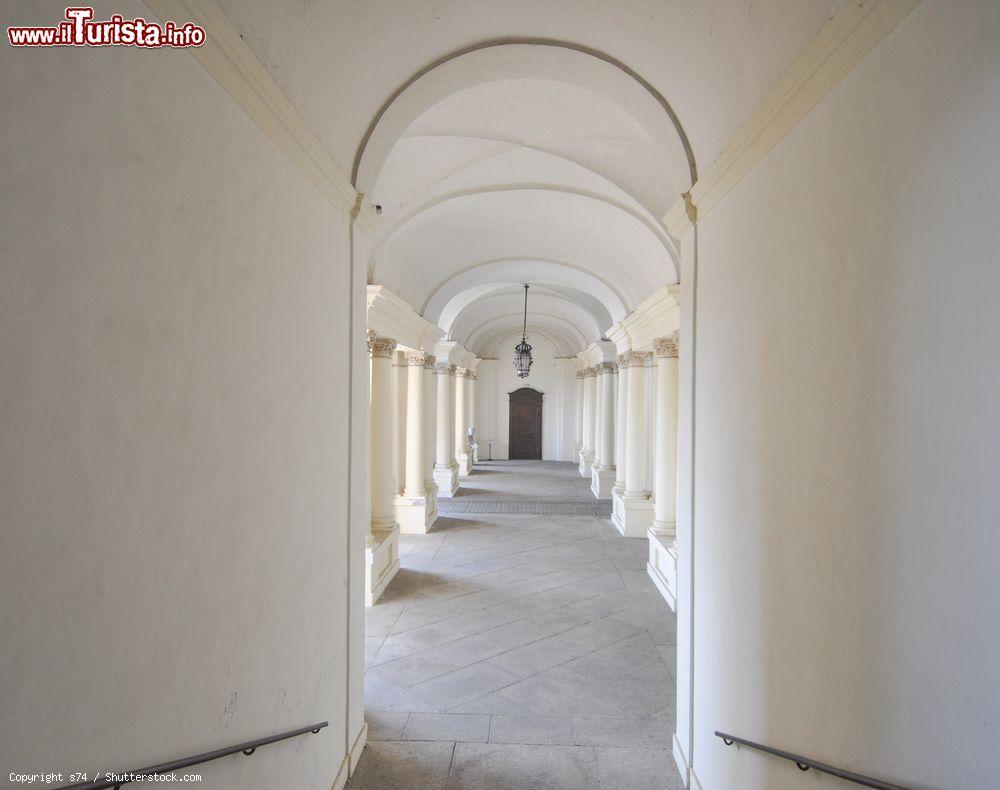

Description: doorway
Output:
[508,387,543,459]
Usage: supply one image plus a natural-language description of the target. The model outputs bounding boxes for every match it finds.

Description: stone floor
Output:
[350,460,684,790]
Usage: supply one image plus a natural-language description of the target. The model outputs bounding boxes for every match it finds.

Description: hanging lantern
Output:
[513,283,533,378]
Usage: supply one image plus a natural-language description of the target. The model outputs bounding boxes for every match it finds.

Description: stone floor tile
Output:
[557,615,643,650]
[448,743,601,790]
[489,714,576,745]
[573,715,673,749]
[363,461,680,790]
[407,661,521,709]
[346,740,454,789]
[400,712,491,742]
[365,710,409,741]
[595,747,686,790]
[571,589,634,617]
[364,673,445,713]
[524,604,597,632]
[488,634,592,678]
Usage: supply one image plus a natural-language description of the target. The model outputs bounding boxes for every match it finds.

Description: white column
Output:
[614,357,628,492]
[591,361,617,498]
[455,368,472,476]
[583,368,597,466]
[624,353,649,497]
[468,371,478,463]
[574,371,585,453]
[423,356,437,494]
[366,334,401,605]
[396,351,437,533]
[368,335,397,532]
[392,351,405,495]
[434,363,459,496]
[579,367,596,476]
[652,336,680,533]
[612,350,655,537]
[403,352,425,497]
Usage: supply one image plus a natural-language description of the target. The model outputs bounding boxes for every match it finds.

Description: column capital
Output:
[575,370,586,379]
[434,362,456,376]
[654,333,680,358]
[622,351,652,368]
[422,354,438,369]
[596,361,618,375]
[582,366,598,378]
[403,350,429,366]
[466,371,478,381]
[367,333,397,358]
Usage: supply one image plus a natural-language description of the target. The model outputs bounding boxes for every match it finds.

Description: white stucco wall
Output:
[687,3,1000,788]
[476,338,577,462]
[0,1,359,787]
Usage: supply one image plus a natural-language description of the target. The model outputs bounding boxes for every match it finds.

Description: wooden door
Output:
[508,388,543,459]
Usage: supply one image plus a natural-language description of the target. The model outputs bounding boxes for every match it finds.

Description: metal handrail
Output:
[715,731,913,790]
[55,721,328,789]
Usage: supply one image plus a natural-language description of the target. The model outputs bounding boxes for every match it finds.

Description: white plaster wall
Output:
[0,2,358,786]
[486,337,575,461]
[688,3,1000,788]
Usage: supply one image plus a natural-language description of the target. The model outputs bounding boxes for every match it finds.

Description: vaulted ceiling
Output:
[217,0,837,357]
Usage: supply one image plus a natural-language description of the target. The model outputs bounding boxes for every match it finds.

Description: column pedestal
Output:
[365,525,400,606]
[647,529,678,612]
[434,464,459,497]
[612,489,654,537]
[591,464,616,499]
[394,490,438,534]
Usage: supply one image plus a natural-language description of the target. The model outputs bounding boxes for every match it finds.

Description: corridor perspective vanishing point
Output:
[2,1,998,790]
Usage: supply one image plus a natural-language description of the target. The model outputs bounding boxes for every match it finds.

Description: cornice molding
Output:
[576,339,618,368]
[145,0,357,213]
[607,284,681,354]
[367,285,444,354]
[663,0,920,238]
[434,340,478,370]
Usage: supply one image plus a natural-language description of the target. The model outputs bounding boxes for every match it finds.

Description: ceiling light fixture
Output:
[514,283,533,379]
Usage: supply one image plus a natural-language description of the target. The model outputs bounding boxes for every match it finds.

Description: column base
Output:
[433,464,459,497]
[647,526,678,612]
[612,489,654,537]
[456,452,472,477]
[590,464,616,499]
[395,488,438,534]
[365,524,400,606]
[578,449,593,477]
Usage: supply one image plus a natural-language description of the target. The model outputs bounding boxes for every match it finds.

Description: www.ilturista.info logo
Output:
[8,6,206,48]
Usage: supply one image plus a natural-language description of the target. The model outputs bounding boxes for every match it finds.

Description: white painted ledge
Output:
[365,525,399,606]
[647,529,678,611]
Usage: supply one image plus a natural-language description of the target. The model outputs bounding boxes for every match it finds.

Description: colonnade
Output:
[367,335,478,542]
[573,334,680,545]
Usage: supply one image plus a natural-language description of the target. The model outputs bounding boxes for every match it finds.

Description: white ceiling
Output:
[216,0,838,356]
